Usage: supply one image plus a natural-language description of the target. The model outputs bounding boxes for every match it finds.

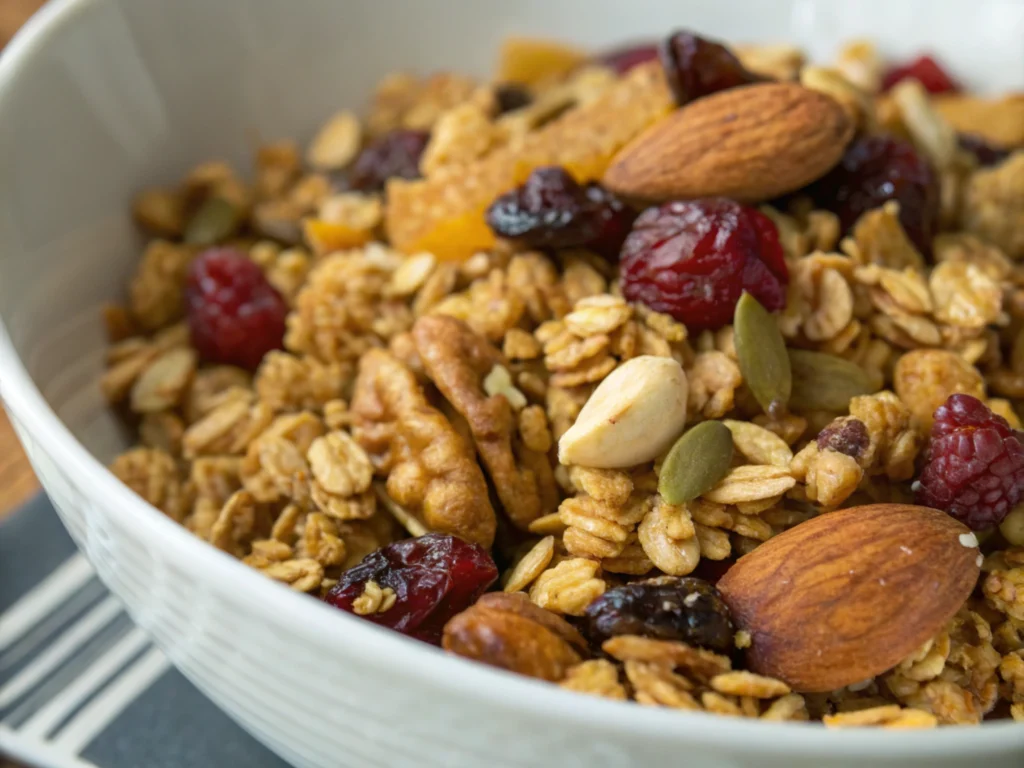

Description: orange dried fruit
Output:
[386,62,673,260]
[497,37,589,86]
[303,218,374,255]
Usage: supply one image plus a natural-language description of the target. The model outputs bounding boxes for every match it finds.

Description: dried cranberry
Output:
[485,166,634,257]
[915,395,1024,530]
[619,198,788,331]
[185,248,287,370]
[348,129,430,193]
[959,133,1011,168]
[324,533,498,644]
[584,576,735,653]
[808,135,939,256]
[659,30,762,105]
[598,42,659,74]
[817,418,870,459]
[882,54,960,94]
[494,83,532,114]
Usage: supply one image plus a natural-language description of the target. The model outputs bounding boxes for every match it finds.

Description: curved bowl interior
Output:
[1,1,1023,766]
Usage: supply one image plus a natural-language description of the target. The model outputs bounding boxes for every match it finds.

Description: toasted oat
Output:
[703,465,796,505]
[503,536,556,593]
[529,558,606,616]
[560,659,627,700]
[823,705,938,729]
[602,635,731,680]
[711,671,791,698]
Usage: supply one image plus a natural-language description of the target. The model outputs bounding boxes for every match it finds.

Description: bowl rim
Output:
[0,0,1022,757]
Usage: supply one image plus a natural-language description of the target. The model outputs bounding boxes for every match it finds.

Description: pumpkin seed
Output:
[658,420,734,504]
[734,292,791,416]
[788,349,873,412]
[184,196,240,245]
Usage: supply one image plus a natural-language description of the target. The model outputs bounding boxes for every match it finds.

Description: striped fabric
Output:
[0,496,288,768]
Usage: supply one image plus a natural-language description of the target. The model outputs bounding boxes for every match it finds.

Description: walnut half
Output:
[350,348,496,546]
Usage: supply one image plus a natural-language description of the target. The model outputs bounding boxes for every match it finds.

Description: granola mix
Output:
[107,31,1024,727]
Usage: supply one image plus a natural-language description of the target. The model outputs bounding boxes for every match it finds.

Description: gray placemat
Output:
[0,495,291,768]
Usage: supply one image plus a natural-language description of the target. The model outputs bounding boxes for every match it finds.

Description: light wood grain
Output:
[1,0,48,762]
[0,3,43,530]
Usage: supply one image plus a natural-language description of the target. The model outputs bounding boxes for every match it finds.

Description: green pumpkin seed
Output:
[788,349,873,412]
[658,420,734,504]
[734,292,791,416]
[184,196,240,246]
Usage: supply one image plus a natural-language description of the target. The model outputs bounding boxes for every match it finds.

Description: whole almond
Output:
[442,592,586,681]
[716,504,980,692]
[603,82,854,203]
[558,355,688,469]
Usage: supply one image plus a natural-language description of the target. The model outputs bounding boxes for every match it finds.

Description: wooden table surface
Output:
[0,3,43,526]
[2,7,56,768]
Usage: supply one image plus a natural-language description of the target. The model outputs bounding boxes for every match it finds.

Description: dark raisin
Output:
[348,129,430,193]
[583,575,735,653]
[807,135,939,256]
[324,533,498,645]
[494,83,533,114]
[485,166,634,258]
[658,30,762,106]
[817,418,870,459]
[959,133,1011,168]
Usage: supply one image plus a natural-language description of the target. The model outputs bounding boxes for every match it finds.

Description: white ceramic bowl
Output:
[1,1,1023,766]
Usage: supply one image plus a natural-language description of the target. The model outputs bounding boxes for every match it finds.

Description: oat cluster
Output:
[106,35,1023,727]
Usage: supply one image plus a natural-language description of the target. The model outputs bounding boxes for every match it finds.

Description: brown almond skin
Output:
[716,504,980,692]
[602,82,854,203]
[442,592,585,681]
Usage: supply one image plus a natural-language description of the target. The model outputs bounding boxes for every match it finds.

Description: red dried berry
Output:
[324,533,498,644]
[485,166,634,257]
[959,133,1011,168]
[494,83,533,114]
[882,54,960,94]
[185,248,287,371]
[348,129,430,193]
[915,394,1024,530]
[808,135,940,256]
[619,198,788,331]
[598,42,659,74]
[659,30,762,105]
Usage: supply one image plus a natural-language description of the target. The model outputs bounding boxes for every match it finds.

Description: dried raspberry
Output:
[185,248,287,370]
[324,533,498,644]
[494,83,533,114]
[808,135,940,256]
[659,30,762,105]
[959,133,1011,168]
[485,166,634,257]
[882,54,960,94]
[619,198,788,331]
[348,129,430,192]
[915,394,1024,530]
[598,42,659,74]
